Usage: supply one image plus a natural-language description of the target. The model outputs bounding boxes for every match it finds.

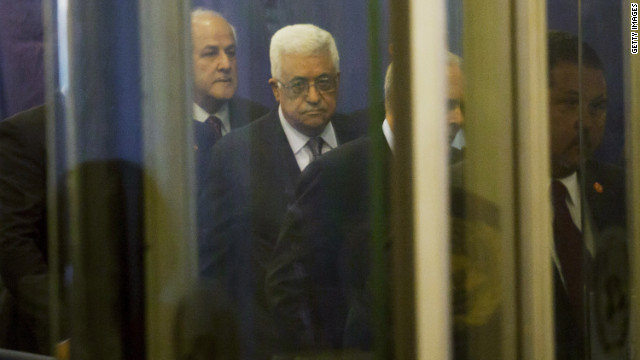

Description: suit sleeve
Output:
[197,139,250,300]
[0,116,50,352]
[266,160,349,351]
[265,163,320,350]
[0,118,48,294]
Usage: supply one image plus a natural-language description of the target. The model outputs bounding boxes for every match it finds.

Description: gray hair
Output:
[191,7,237,43]
[269,24,339,79]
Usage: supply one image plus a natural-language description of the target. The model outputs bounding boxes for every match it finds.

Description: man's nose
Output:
[305,83,321,103]
[448,107,464,126]
[579,103,598,130]
[217,53,231,72]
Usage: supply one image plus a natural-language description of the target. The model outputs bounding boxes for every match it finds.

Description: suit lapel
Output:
[252,111,301,198]
[583,161,611,232]
[193,119,214,151]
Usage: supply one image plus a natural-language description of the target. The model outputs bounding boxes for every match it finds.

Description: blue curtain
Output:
[193,0,390,114]
[0,0,44,121]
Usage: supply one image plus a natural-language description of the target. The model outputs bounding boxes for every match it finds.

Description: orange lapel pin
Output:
[593,182,603,193]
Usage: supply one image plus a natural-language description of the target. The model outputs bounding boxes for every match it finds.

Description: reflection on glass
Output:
[446,0,510,357]
[193,3,389,358]
[0,1,53,357]
[447,52,465,164]
[547,30,629,359]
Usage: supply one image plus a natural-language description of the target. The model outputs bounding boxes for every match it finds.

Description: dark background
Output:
[0,0,625,163]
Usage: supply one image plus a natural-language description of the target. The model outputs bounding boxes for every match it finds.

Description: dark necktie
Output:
[306,137,324,161]
[552,180,590,328]
[205,115,223,141]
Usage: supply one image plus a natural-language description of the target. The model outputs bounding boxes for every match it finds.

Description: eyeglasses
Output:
[276,75,338,98]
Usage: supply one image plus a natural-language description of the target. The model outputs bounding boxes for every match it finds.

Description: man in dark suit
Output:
[265,63,395,355]
[191,9,268,184]
[547,31,627,359]
[447,52,465,164]
[0,105,50,354]
[197,24,367,359]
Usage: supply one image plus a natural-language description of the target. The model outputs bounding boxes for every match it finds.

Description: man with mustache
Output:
[197,24,366,359]
[266,62,395,354]
[547,31,627,359]
[191,9,267,186]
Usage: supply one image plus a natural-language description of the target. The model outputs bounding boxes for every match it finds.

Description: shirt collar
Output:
[278,105,337,153]
[193,102,231,133]
[555,171,581,208]
[451,128,465,150]
[382,119,394,152]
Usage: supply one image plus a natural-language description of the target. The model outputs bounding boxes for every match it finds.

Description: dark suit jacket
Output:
[265,130,391,353]
[553,159,627,360]
[0,105,50,354]
[197,108,366,358]
[193,97,268,188]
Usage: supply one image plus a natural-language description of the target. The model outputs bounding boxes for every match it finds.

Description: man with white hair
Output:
[190,9,267,185]
[197,24,366,359]
[266,62,396,354]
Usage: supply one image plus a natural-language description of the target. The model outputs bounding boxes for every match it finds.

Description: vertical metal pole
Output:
[64,0,146,358]
[407,0,450,359]
[388,0,416,358]
[514,0,555,359]
[138,1,195,359]
[43,0,64,353]
[463,0,518,358]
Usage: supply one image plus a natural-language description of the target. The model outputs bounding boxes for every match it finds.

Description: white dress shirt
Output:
[193,102,231,136]
[278,106,337,171]
[382,119,394,152]
[556,172,582,230]
[451,128,465,150]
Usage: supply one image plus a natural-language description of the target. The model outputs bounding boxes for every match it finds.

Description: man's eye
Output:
[561,98,579,107]
[289,81,307,93]
[590,100,607,112]
[202,48,219,57]
[226,48,236,58]
[316,80,333,91]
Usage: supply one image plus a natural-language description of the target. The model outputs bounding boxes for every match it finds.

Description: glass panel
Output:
[57,0,147,358]
[190,1,392,359]
[0,0,58,357]
[548,1,630,358]
[450,0,519,358]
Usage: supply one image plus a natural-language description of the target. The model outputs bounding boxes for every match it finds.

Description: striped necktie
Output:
[205,115,223,141]
[306,137,324,161]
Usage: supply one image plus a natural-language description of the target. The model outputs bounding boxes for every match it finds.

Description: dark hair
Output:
[548,31,603,74]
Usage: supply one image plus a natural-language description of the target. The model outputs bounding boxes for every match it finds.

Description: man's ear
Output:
[268,78,281,103]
